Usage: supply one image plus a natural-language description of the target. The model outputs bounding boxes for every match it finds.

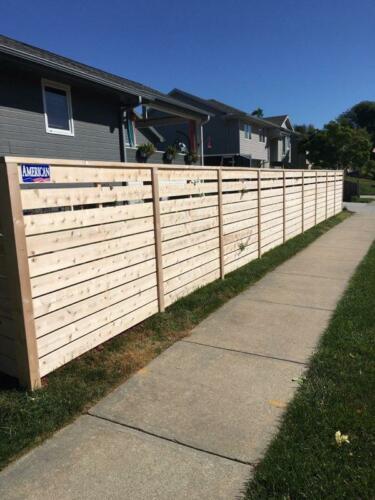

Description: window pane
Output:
[45,86,70,130]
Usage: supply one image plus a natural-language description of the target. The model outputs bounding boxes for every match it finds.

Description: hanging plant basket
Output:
[163,145,178,164]
[136,143,155,163]
[184,151,198,165]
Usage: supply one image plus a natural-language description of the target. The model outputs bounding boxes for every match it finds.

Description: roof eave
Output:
[0,44,210,120]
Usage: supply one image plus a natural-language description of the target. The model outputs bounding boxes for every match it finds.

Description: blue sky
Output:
[2,0,374,127]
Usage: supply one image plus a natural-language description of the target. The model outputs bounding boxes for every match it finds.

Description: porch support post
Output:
[199,121,204,166]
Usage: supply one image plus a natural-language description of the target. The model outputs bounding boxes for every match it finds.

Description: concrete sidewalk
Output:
[1,206,374,500]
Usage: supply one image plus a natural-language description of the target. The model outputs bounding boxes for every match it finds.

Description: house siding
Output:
[204,117,239,156]
[163,92,239,156]
[239,122,268,161]
[0,65,125,161]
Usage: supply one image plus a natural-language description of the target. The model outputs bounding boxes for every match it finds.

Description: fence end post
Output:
[0,160,41,390]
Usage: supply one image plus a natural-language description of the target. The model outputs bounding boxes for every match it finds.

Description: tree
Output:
[338,101,375,145]
[294,124,316,153]
[251,108,264,117]
[303,121,372,171]
[294,124,316,136]
[362,159,375,180]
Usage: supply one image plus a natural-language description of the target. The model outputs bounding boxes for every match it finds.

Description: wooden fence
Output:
[0,157,344,389]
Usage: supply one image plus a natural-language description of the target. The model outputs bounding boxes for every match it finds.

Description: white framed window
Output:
[42,79,74,136]
[244,123,252,139]
[259,128,266,143]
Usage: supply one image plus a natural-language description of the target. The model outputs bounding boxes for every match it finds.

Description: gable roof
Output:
[264,115,288,126]
[264,115,294,131]
[0,35,210,119]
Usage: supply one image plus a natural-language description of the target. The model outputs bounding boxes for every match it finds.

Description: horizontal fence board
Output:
[160,206,218,228]
[221,170,258,179]
[29,230,155,277]
[27,216,155,256]
[37,286,157,356]
[159,169,218,181]
[159,195,218,214]
[224,250,258,274]
[33,259,156,317]
[163,237,219,269]
[21,185,153,210]
[164,269,220,308]
[39,300,159,376]
[164,259,219,295]
[162,217,219,242]
[224,242,258,265]
[159,181,219,197]
[30,245,155,297]
[161,227,218,255]
[24,203,154,236]
[35,274,157,337]
[223,217,258,236]
[20,166,152,184]
[164,248,219,282]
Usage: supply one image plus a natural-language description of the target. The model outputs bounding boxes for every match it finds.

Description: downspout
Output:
[199,115,210,166]
[120,107,127,163]
[120,96,142,163]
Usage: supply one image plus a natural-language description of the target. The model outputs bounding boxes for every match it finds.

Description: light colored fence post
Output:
[217,168,225,279]
[301,170,305,233]
[0,161,41,390]
[315,171,318,225]
[257,169,262,257]
[325,171,328,220]
[151,167,165,313]
[283,170,286,242]
[334,170,337,214]
[342,170,344,210]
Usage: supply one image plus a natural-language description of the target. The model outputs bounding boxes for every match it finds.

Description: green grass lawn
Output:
[245,240,375,499]
[350,196,375,204]
[346,176,375,196]
[0,212,350,471]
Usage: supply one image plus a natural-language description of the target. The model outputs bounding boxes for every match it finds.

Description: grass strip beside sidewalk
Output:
[0,212,350,470]
[245,239,375,499]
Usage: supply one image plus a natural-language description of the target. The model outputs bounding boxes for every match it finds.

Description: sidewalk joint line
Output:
[86,413,255,467]
[182,339,307,366]
[273,270,348,282]
[243,298,335,312]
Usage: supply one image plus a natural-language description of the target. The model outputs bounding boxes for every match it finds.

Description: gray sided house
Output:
[0,35,210,165]
[161,89,300,168]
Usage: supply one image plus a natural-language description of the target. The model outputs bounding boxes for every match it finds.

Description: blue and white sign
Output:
[21,164,51,183]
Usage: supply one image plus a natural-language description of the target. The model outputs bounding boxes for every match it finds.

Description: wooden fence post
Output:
[0,161,41,390]
[341,170,344,210]
[283,170,286,242]
[301,170,305,233]
[257,169,262,258]
[334,170,337,214]
[217,168,225,279]
[151,167,165,313]
[325,171,328,220]
[315,171,318,225]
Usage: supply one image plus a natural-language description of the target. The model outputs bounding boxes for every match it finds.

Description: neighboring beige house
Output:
[264,115,294,167]
[157,89,303,168]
